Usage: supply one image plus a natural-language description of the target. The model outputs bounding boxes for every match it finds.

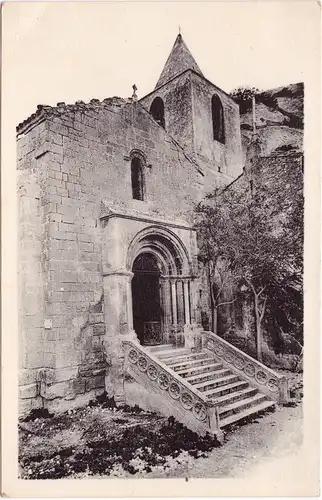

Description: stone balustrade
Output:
[199,331,289,403]
[123,340,223,441]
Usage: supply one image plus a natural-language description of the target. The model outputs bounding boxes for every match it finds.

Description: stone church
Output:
[18,34,291,437]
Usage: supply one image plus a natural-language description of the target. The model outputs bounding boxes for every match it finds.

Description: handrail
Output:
[203,332,285,379]
[123,339,210,404]
[123,339,223,439]
[199,331,289,403]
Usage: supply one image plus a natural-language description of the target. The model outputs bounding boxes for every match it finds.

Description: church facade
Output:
[17,35,272,422]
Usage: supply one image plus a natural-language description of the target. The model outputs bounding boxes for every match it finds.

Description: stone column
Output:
[176,279,185,325]
[126,273,134,332]
[160,277,172,343]
[170,279,178,325]
[189,279,200,325]
[183,280,191,325]
[164,279,172,326]
[159,279,165,333]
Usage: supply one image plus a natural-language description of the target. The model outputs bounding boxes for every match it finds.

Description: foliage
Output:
[263,170,303,353]
[230,87,280,115]
[195,173,303,361]
[195,188,239,334]
[230,87,260,114]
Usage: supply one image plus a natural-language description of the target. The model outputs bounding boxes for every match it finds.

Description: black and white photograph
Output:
[1,0,320,496]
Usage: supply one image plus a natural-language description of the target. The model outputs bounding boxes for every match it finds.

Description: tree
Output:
[230,87,260,114]
[230,87,282,117]
[262,163,304,354]
[195,189,238,335]
[195,176,302,362]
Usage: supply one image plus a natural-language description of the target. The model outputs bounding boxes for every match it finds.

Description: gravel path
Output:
[152,402,303,478]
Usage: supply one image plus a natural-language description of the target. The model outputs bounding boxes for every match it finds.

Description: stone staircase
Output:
[147,344,276,428]
[123,331,289,440]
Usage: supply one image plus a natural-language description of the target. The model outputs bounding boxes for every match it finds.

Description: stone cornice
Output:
[99,208,194,232]
[102,270,134,278]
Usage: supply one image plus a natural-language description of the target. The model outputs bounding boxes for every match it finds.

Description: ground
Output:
[19,372,303,479]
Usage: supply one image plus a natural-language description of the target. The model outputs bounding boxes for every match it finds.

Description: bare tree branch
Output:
[217,298,237,307]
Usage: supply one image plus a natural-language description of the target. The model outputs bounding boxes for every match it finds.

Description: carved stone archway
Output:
[127,226,194,344]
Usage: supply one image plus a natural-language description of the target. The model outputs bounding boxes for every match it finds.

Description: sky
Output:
[3,1,320,126]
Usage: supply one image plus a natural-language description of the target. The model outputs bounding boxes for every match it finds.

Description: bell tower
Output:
[140,34,243,189]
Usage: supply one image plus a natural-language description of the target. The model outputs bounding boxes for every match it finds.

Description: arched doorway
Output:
[132,253,162,345]
[128,226,194,346]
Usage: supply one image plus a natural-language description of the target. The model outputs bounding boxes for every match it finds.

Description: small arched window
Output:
[150,97,165,129]
[131,156,144,201]
[212,94,225,144]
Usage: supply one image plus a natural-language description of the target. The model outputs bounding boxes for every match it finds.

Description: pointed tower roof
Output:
[155,34,203,89]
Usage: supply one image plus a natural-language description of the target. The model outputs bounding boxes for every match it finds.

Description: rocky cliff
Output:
[232,83,304,163]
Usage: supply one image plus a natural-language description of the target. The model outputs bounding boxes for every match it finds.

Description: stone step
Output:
[204,380,250,399]
[160,351,210,365]
[219,393,269,420]
[140,343,277,434]
[147,344,173,352]
[168,355,218,372]
[212,387,259,407]
[186,368,232,385]
[176,362,223,377]
[155,348,192,360]
[220,399,276,427]
[195,374,240,392]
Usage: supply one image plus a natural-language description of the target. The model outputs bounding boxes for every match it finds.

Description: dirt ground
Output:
[164,401,303,478]
[19,371,303,479]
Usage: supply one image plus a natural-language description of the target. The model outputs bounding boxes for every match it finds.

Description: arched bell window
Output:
[150,97,165,129]
[212,94,225,144]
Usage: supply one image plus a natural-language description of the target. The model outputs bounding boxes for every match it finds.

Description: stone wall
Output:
[250,152,303,216]
[17,123,46,415]
[17,98,203,415]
